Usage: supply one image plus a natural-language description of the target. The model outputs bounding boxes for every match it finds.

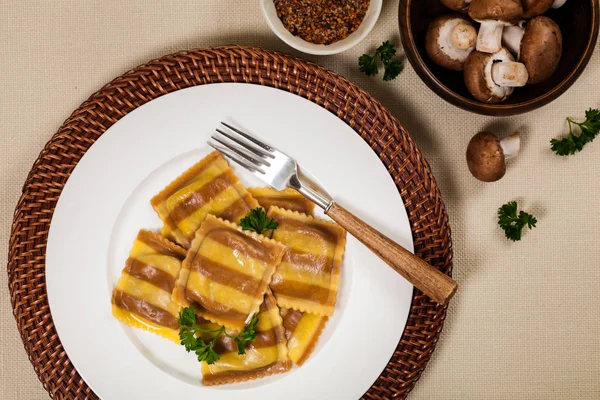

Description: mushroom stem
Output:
[491,62,529,87]
[500,132,521,159]
[502,23,525,55]
[450,23,478,50]
[476,20,504,53]
[551,0,567,8]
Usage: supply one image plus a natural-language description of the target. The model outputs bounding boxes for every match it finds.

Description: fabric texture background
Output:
[1,1,599,399]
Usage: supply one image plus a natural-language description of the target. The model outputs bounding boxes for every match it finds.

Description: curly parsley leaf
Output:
[178,306,222,364]
[358,54,378,76]
[178,306,259,364]
[178,307,199,351]
[498,201,537,242]
[234,315,259,355]
[375,40,397,64]
[194,341,219,365]
[240,207,278,234]
[383,60,403,81]
[359,41,403,81]
[179,329,199,352]
[551,109,600,156]
[179,306,196,327]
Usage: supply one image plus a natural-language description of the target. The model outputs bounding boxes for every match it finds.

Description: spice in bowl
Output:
[273,0,370,45]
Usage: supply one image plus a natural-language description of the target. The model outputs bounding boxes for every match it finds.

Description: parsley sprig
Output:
[239,207,278,234]
[550,109,600,155]
[498,201,537,242]
[233,316,259,355]
[178,306,258,364]
[359,41,403,81]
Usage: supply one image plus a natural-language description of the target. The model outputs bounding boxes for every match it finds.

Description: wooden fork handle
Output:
[326,202,457,305]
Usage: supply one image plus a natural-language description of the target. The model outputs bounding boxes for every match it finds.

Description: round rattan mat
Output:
[8,46,452,399]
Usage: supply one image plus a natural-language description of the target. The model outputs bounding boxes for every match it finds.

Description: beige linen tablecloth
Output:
[1,1,599,399]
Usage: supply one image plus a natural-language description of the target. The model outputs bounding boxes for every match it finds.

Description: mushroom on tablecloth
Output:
[466,131,521,182]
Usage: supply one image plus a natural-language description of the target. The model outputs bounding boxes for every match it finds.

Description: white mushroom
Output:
[468,0,524,53]
[466,131,521,182]
[464,48,528,103]
[426,15,478,71]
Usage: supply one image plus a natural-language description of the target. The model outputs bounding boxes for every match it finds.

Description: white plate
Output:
[46,83,413,400]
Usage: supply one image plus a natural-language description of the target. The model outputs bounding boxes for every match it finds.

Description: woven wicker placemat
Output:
[8,46,452,400]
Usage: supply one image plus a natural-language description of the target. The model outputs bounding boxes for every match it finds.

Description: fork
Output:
[209,122,457,305]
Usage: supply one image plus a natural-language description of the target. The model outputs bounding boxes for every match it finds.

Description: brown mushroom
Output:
[502,16,562,84]
[426,15,478,71]
[464,48,528,103]
[468,0,523,53]
[522,0,554,18]
[466,131,520,182]
[440,0,472,13]
[522,0,568,17]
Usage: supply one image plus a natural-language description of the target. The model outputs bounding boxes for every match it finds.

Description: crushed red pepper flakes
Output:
[274,0,370,45]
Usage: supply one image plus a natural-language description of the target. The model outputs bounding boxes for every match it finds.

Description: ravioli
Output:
[173,214,286,330]
[151,151,259,248]
[280,308,328,366]
[247,187,315,215]
[267,206,346,316]
[112,230,186,342]
[200,290,291,385]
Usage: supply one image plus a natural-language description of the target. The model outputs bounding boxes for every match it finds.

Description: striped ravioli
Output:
[200,290,291,385]
[267,206,346,316]
[150,151,259,248]
[247,187,315,215]
[112,230,186,343]
[280,308,328,366]
[173,214,286,330]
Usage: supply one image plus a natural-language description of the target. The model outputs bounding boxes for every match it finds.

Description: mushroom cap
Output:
[464,48,515,103]
[469,0,523,24]
[522,0,554,18]
[466,132,506,182]
[425,15,477,71]
[520,16,562,84]
[440,0,472,13]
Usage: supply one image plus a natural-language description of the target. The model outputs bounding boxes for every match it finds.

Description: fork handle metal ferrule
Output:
[289,175,333,211]
[296,185,333,211]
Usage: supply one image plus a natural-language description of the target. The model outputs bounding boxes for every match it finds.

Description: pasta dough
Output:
[173,214,286,330]
[200,291,291,385]
[280,308,328,366]
[267,206,346,316]
[112,230,186,342]
[247,187,315,215]
[151,151,259,248]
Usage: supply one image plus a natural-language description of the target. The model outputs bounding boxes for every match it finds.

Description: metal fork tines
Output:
[208,122,332,209]
[209,122,275,174]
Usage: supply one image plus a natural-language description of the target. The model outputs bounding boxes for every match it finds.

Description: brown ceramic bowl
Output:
[399,0,599,116]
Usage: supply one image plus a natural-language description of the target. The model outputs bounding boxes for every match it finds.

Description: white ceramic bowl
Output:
[260,0,382,55]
